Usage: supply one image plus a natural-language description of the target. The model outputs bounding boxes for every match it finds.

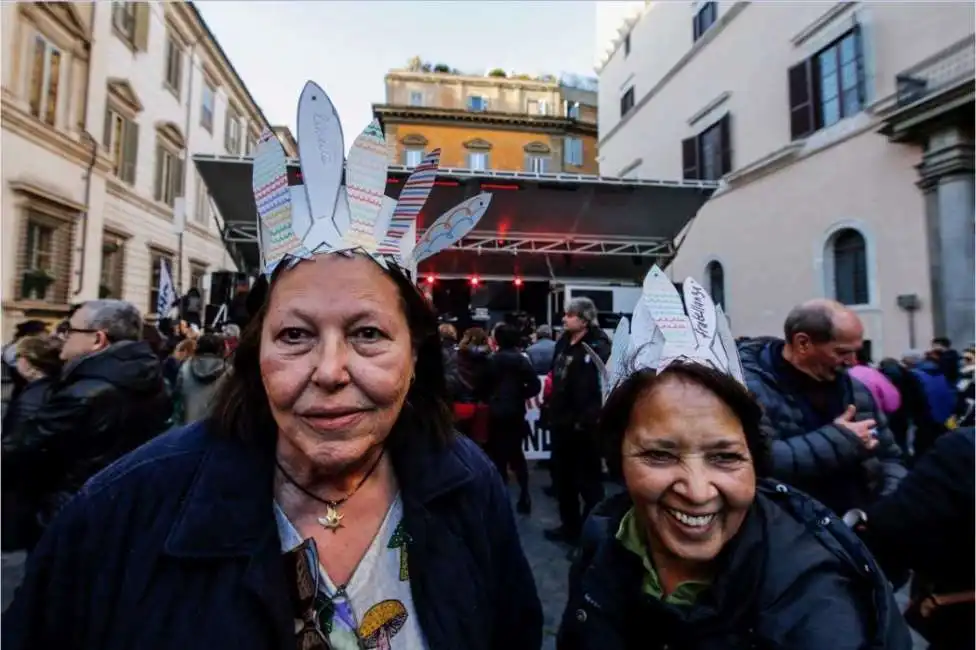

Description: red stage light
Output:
[469,276,480,287]
[514,277,523,287]
[480,183,520,191]
[425,275,436,284]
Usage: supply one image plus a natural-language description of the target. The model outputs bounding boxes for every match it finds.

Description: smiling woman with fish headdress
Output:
[555,268,912,650]
[3,82,541,650]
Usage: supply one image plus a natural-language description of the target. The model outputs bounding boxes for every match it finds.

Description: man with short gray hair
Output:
[526,324,556,375]
[738,299,906,514]
[3,299,171,528]
[544,296,612,544]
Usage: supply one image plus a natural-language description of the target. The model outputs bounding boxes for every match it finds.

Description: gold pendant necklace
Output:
[276,448,386,534]
[317,503,344,532]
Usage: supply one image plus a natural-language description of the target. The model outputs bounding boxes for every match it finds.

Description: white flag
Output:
[157,259,177,317]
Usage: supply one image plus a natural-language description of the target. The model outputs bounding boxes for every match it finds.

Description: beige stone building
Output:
[1,2,275,338]
[597,2,975,359]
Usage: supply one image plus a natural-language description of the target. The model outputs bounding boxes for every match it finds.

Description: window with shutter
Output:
[718,113,732,175]
[693,2,718,42]
[563,138,583,167]
[201,81,215,132]
[620,87,635,118]
[788,28,865,139]
[682,137,699,180]
[121,121,139,184]
[225,106,242,154]
[164,36,183,98]
[525,155,550,174]
[788,60,815,139]
[706,261,725,309]
[684,114,733,181]
[111,2,137,44]
[155,145,184,207]
[105,109,139,186]
[28,36,61,127]
[832,229,868,305]
[100,233,126,299]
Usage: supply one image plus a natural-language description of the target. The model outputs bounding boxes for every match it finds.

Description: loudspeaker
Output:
[204,304,224,328]
[210,271,249,306]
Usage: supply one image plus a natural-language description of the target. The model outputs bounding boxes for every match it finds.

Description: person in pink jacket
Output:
[849,349,902,414]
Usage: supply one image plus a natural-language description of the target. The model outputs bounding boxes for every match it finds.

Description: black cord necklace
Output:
[276,448,386,534]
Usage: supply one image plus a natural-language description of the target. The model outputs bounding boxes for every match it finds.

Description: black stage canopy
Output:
[194,155,717,282]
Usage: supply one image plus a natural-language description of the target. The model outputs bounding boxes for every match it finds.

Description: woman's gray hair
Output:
[566,297,598,324]
[80,299,143,343]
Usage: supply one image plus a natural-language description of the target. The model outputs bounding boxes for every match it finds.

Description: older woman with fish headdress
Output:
[4,81,541,650]
[556,267,912,650]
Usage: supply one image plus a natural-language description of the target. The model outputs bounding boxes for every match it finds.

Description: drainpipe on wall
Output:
[177,38,200,297]
[74,2,98,297]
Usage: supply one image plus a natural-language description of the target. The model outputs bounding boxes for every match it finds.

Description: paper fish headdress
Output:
[597,265,745,402]
[252,81,492,276]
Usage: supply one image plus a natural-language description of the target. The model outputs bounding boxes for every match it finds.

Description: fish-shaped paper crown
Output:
[252,81,492,277]
[597,265,745,402]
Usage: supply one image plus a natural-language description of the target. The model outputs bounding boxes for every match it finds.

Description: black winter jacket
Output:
[1,340,171,510]
[2,422,543,650]
[558,482,913,650]
[739,338,906,513]
[485,349,541,420]
[860,428,975,648]
[549,326,611,431]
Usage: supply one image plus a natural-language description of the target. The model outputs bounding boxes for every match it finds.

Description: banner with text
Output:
[523,375,551,460]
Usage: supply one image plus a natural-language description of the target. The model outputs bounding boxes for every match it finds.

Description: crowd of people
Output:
[0,301,234,552]
[0,279,972,650]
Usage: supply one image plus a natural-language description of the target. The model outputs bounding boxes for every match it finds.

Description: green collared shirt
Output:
[615,507,711,606]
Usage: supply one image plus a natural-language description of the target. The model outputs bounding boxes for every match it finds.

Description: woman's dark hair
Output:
[209,260,453,447]
[600,360,771,478]
[493,322,521,350]
[15,335,63,377]
[195,333,224,356]
[141,323,165,358]
[15,319,48,340]
[460,327,488,351]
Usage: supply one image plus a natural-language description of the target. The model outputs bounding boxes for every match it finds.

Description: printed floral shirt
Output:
[275,495,430,650]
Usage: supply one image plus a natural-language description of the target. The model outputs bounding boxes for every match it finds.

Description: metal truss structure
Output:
[221,223,673,259]
[452,231,674,258]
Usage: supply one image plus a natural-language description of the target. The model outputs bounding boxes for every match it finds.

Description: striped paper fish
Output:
[410,193,492,265]
[377,149,441,256]
[253,130,310,275]
[344,120,388,251]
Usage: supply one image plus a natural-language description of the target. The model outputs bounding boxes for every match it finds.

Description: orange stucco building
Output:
[373,70,598,175]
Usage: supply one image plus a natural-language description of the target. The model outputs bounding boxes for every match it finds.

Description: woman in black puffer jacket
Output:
[557,361,912,650]
[484,323,540,514]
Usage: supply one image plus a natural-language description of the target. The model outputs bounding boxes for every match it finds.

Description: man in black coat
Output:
[853,428,974,649]
[2,299,171,528]
[544,297,611,544]
[739,300,906,514]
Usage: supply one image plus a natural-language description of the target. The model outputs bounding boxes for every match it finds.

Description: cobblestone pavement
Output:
[510,463,574,650]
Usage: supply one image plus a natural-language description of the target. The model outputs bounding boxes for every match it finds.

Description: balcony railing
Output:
[895,35,975,107]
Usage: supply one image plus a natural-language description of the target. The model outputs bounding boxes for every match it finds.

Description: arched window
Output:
[706,260,725,309]
[832,228,868,305]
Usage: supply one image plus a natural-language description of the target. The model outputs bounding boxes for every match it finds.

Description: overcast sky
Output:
[196,1,597,146]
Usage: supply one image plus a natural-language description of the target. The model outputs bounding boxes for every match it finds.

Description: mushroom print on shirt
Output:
[275,495,430,650]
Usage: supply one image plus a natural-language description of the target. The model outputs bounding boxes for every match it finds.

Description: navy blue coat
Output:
[557,481,913,650]
[2,422,543,650]
[739,338,906,513]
